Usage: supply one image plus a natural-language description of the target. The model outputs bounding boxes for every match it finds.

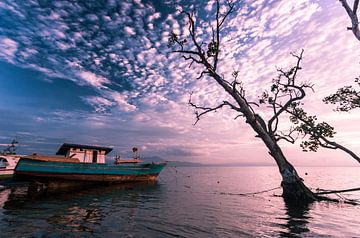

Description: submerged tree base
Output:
[281,180,318,204]
[281,181,360,205]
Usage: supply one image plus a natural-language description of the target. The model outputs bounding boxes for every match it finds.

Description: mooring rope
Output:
[217,186,281,196]
[164,167,283,196]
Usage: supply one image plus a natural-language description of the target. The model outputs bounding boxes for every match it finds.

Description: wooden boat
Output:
[0,155,21,180]
[0,139,21,180]
[14,143,166,183]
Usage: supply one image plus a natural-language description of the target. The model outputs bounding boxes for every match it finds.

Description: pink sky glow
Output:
[0,0,359,167]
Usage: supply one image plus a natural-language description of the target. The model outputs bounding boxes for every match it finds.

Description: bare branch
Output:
[196,70,209,80]
[275,127,299,143]
[234,114,242,120]
[267,50,307,134]
[171,50,200,56]
[219,1,235,27]
[188,93,241,125]
[339,0,360,41]
[212,0,234,71]
[248,102,260,107]
[182,55,203,68]
[354,0,359,13]
[276,135,295,144]
[318,142,337,150]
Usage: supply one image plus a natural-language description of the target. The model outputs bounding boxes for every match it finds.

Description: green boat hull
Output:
[0,173,13,180]
[15,158,166,183]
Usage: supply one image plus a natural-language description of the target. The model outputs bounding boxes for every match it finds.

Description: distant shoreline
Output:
[166,161,358,168]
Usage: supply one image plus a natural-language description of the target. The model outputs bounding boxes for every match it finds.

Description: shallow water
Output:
[0,166,359,237]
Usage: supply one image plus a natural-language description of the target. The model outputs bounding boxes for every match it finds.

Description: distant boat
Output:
[0,155,21,180]
[14,143,166,183]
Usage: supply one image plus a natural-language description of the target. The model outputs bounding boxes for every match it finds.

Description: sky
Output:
[0,0,359,166]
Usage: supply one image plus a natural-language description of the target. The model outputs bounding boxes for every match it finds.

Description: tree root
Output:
[315,187,360,195]
[315,194,359,205]
[312,187,360,205]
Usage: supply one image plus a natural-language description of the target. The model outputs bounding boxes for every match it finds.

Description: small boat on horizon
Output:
[14,143,167,183]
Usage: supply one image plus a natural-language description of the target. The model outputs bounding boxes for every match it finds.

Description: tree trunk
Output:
[252,122,318,204]
[212,71,318,204]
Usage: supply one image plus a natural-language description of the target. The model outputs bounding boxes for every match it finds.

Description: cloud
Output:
[78,71,111,89]
[147,12,161,22]
[0,1,24,18]
[1,0,360,165]
[109,91,137,112]
[0,37,18,62]
[124,26,136,36]
[82,96,114,114]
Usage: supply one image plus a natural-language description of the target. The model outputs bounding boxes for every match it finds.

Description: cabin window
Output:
[92,151,98,163]
[0,158,8,168]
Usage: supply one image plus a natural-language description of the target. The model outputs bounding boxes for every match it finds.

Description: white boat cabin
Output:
[0,155,21,178]
[56,143,112,164]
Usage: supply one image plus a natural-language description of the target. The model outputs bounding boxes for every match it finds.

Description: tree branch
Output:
[267,50,308,135]
[275,127,298,143]
[286,107,360,163]
[339,0,360,41]
[188,93,241,125]
[323,79,360,111]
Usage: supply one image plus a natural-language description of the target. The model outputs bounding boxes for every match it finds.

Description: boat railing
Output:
[114,158,142,165]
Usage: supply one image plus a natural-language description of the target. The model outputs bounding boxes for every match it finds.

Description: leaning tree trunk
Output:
[211,72,318,204]
[265,138,317,203]
[249,116,318,203]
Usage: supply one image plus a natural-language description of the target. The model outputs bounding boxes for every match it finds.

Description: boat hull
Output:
[15,158,166,183]
[0,171,14,180]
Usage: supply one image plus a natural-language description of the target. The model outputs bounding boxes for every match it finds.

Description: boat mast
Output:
[1,138,18,155]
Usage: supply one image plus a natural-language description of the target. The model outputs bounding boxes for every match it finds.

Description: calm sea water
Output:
[0,166,359,237]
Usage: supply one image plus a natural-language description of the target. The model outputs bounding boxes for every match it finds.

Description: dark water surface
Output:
[0,166,359,237]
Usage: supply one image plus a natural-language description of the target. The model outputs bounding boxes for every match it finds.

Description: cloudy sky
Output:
[0,0,359,166]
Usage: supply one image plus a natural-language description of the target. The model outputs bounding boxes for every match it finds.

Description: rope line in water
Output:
[165,167,282,197]
[217,186,281,196]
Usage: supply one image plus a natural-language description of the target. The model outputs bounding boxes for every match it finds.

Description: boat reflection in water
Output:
[0,181,162,236]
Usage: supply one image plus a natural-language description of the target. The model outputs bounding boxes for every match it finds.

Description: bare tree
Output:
[168,1,318,203]
[168,0,360,204]
[339,0,360,41]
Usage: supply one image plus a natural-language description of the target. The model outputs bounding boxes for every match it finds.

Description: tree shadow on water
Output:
[278,201,312,238]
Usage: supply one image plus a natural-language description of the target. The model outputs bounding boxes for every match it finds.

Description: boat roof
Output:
[56,143,113,155]
[22,154,80,163]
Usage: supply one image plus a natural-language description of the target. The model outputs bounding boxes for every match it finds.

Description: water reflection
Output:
[47,206,104,232]
[278,201,312,237]
[1,167,359,237]
[0,181,163,236]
